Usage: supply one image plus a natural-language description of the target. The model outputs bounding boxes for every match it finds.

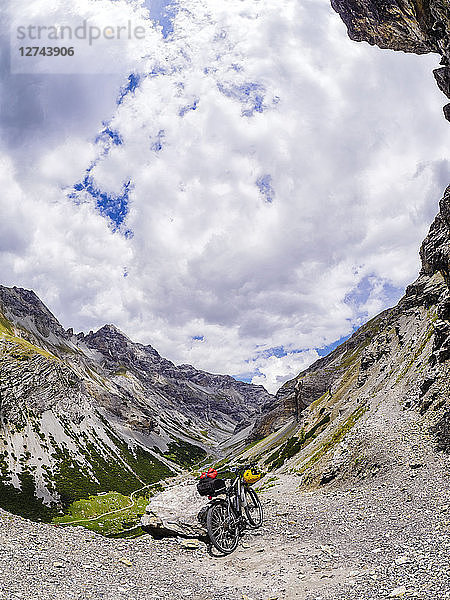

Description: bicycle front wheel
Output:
[244,487,263,528]
[206,500,239,554]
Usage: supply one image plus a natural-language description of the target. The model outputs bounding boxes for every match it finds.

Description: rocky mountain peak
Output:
[81,323,171,374]
[82,323,131,346]
[0,285,67,341]
[96,323,126,336]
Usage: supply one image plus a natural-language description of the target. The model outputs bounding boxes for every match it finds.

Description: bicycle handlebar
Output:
[218,463,256,475]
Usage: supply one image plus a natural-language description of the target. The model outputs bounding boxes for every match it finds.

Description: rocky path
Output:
[1,448,449,600]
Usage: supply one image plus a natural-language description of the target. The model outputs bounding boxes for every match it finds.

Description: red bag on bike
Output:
[200,467,217,479]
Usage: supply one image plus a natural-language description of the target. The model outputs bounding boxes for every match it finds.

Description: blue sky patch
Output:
[259,346,287,359]
[149,65,170,78]
[145,0,177,38]
[103,127,122,146]
[345,275,404,313]
[151,129,166,152]
[317,333,353,357]
[256,174,274,202]
[217,81,266,117]
[96,126,123,146]
[234,374,254,384]
[73,176,132,231]
[117,73,141,105]
[179,99,199,117]
[192,335,204,341]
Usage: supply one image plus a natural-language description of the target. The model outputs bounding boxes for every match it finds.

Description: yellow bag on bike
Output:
[243,468,261,484]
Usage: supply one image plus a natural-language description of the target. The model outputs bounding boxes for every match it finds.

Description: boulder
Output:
[141,480,209,538]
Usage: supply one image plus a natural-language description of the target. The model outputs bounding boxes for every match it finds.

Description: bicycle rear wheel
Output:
[206,500,239,554]
[244,487,263,528]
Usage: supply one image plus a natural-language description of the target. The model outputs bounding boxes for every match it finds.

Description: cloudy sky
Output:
[1,0,449,393]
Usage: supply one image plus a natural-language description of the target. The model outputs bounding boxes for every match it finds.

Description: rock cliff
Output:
[330,0,450,119]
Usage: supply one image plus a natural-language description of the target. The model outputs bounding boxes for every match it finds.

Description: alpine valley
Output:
[0,285,273,521]
[0,3,449,598]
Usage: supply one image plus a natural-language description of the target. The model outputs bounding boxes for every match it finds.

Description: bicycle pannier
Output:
[197,477,226,497]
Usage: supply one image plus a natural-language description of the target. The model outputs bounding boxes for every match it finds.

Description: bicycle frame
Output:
[224,471,249,525]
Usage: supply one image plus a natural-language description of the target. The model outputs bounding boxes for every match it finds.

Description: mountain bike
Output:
[202,465,263,555]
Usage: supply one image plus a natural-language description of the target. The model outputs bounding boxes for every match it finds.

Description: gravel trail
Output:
[1,391,449,600]
[1,446,449,600]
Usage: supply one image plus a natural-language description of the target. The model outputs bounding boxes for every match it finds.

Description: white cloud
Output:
[1,0,449,394]
[251,350,321,393]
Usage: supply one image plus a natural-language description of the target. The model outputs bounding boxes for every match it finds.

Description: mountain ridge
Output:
[0,284,273,522]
